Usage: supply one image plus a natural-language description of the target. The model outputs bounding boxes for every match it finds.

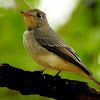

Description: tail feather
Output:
[89,75,100,86]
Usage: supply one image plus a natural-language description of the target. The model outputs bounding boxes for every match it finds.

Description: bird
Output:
[21,9,100,86]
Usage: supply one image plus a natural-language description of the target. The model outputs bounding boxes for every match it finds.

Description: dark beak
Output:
[21,11,31,16]
[21,11,26,13]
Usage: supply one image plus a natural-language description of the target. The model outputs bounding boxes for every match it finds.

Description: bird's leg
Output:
[40,65,50,73]
[55,71,61,76]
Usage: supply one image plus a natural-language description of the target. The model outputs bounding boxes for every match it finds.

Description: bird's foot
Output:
[55,71,61,79]
[40,65,50,73]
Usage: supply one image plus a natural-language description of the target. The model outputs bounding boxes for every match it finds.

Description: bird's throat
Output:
[24,16,38,30]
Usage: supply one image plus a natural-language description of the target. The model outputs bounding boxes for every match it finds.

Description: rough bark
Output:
[0,64,100,100]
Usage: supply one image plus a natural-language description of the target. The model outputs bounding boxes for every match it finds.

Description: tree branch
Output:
[0,64,100,100]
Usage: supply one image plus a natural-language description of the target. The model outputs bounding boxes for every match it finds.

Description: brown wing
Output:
[33,28,92,75]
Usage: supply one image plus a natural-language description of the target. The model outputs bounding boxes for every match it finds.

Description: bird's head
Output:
[21,9,49,31]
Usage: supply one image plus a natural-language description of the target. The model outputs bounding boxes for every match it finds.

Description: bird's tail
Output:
[89,75,100,86]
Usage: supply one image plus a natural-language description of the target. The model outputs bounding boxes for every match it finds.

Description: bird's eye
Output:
[36,13,41,18]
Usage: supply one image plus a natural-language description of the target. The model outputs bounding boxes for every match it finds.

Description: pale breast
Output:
[23,31,53,64]
[23,31,39,59]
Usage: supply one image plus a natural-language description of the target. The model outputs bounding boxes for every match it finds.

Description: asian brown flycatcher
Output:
[21,9,100,86]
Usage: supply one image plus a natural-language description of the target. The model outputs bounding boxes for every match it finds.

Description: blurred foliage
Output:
[0,0,100,100]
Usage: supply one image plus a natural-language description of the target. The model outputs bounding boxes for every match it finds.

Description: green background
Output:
[0,0,100,100]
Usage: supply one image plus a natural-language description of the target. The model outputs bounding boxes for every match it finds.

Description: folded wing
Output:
[34,29,92,75]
